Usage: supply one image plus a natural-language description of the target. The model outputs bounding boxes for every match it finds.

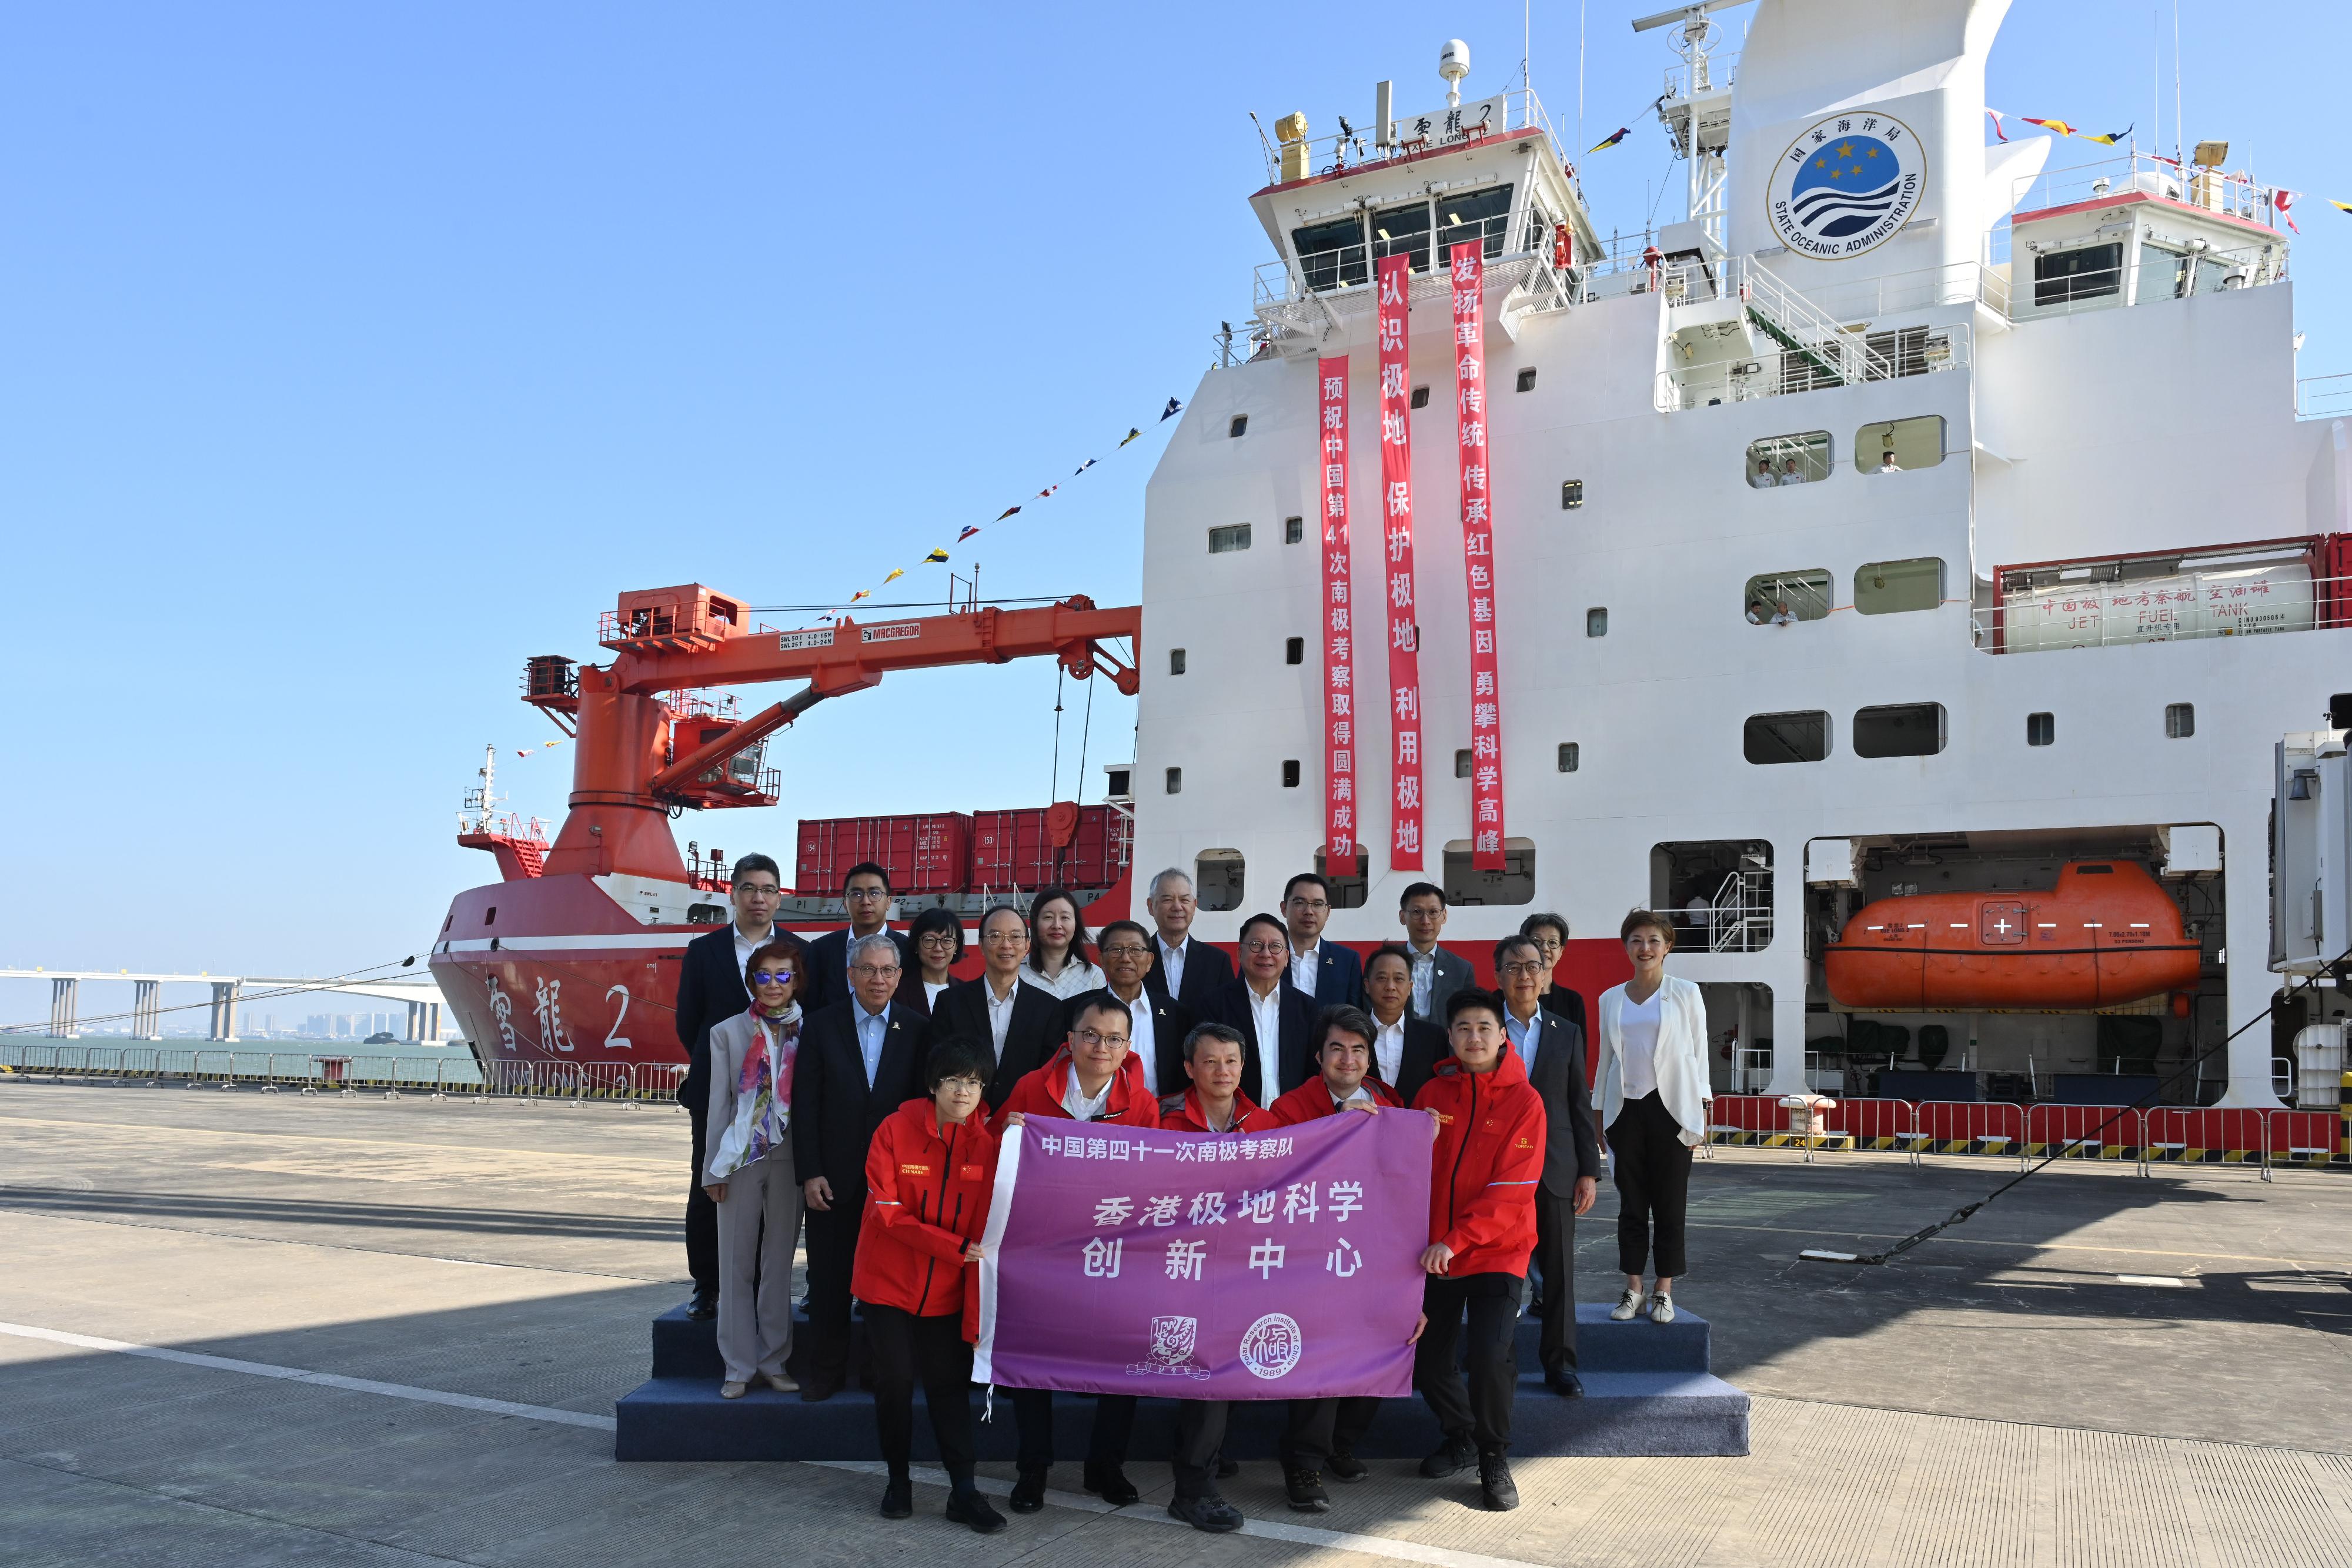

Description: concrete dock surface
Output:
[2,1080,2347,1567]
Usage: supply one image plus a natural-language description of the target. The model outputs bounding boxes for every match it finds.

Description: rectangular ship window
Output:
[1558,743,1580,773]
[2166,703,2196,738]
[1561,480,1583,509]
[1169,648,1187,675]
[1284,637,1303,666]
[1858,416,1944,474]
[1854,557,1945,614]
[1745,710,1829,765]
[1291,215,1369,292]
[2027,711,2054,746]
[2034,242,2123,307]
[1281,760,1301,788]
[1228,414,1249,438]
[1284,516,1304,543]
[1852,702,1946,758]
[1746,570,1832,624]
[1208,524,1252,554]
[1745,431,1830,487]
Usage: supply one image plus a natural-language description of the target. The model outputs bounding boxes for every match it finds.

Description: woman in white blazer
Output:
[1594,909,1712,1325]
[703,935,810,1398]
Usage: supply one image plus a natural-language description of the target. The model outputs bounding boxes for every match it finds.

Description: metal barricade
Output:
[2266,1108,2338,1168]
[1704,1093,1784,1147]
[2146,1107,2273,1178]
[1822,1098,1913,1152]
[2025,1104,2145,1171]
[635,1062,687,1105]
[1911,1102,2027,1168]
[580,1064,633,1101]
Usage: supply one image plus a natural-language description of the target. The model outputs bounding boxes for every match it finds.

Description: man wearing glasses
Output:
[803,862,914,1012]
[1282,872,1363,1008]
[1493,934,1601,1398]
[928,904,1061,1109]
[673,852,786,1320]
[1206,911,1317,1104]
[1064,920,1191,1095]
[991,997,1158,1513]
[790,932,922,1401]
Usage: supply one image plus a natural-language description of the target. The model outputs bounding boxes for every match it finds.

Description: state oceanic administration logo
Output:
[1127,1315,1211,1379]
[1240,1313,1304,1380]
[1765,111,1925,260]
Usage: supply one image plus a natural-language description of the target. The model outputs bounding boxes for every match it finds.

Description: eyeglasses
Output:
[1499,961,1547,977]
[736,884,781,898]
[850,963,902,978]
[1100,944,1151,958]
[1286,898,1330,913]
[749,969,796,985]
[1074,1028,1131,1048]
[916,932,959,947]
[1240,940,1288,955]
[846,886,889,900]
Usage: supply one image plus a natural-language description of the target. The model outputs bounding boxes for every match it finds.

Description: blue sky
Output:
[1,1,2339,994]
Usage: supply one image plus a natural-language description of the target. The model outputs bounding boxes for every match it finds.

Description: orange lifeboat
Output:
[1824,861,2200,1012]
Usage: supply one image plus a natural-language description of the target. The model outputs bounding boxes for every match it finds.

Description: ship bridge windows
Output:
[1292,215,1369,293]
[2033,241,2123,307]
[1436,183,1515,264]
[1442,838,1535,905]
[1745,570,1832,626]
[1859,416,1944,474]
[1194,849,1244,911]
[1852,702,1947,758]
[1745,432,1830,487]
[1745,710,1830,764]
[1854,557,1946,615]
[1372,199,1434,272]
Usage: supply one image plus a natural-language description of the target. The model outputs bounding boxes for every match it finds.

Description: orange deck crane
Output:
[494,584,1140,885]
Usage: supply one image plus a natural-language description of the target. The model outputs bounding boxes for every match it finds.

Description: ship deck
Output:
[3,1081,2347,1566]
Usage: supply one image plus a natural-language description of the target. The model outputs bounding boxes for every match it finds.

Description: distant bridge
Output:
[0,969,447,1042]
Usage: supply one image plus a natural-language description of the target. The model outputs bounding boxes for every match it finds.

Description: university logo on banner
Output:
[972,1112,1432,1400]
[1766,111,1926,260]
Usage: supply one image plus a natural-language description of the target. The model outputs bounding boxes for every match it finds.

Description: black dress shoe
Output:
[1284,1469,1331,1512]
[798,1376,842,1403]
[879,1475,913,1519]
[684,1294,717,1321]
[1546,1369,1586,1398]
[1008,1470,1047,1513]
[946,1492,1007,1534]
[1418,1436,1476,1479]
[1328,1451,1369,1483]
[1167,1494,1243,1533]
[1216,1456,1241,1480]
[1082,1461,1139,1506]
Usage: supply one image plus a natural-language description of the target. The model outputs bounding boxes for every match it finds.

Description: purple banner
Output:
[973,1111,1433,1400]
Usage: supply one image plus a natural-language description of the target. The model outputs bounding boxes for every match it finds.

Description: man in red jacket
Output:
[1263,1004,1403,1127]
[993,997,1158,1516]
[1410,988,1545,1512]
[852,1042,1005,1534]
[1159,1022,1264,1134]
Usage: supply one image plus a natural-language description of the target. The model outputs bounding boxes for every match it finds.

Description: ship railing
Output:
[2298,373,2352,421]
[1655,317,1966,413]
[1971,564,2352,654]
[1662,51,1739,103]
[2007,149,2282,234]
[1255,86,1564,188]
[2001,238,2278,323]
[1255,209,1538,306]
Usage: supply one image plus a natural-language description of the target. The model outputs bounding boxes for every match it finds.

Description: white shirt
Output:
[984,975,1021,1057]
[731,921,779,983]
[1330,1082,1377,1111]
[1770,609,1796,626]
[1157,934,1190,995]
[1620,989,1663,1098]
[1371,1014,1407,1089]
[1288,938,1322,998]
[1777,469,1807,486]
[1020,957,1105,1002]
[1115,991,1157,1094]
[1245,982,1285,1096]
[1061,1071,1114,1122]
[924,980,950,1009]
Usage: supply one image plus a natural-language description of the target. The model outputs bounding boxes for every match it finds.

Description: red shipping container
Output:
[795,813,972,895]
[968,804,1125,890]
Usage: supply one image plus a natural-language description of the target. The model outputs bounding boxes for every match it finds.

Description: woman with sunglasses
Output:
[1018,886,1104,1001]
[702,935,810,1398]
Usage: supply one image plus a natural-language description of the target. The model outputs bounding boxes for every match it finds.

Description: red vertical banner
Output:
[1448,242,1505,872]
[1316,356,1358,878]
[1376,255,1425,871]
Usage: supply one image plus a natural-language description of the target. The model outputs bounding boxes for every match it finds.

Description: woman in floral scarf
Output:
[703,935,808,1397]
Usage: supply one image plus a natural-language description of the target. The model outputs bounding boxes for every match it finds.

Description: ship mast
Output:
[1635,0,1750,252]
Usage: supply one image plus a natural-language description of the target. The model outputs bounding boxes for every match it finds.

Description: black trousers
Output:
[802,1187,866,1381]
[684,1100,717,1298]
[1282,1396,1379,1470]
[1171,1399,1228,1498]
[866,1305,975,1484]
[1012,1388,1136,1474]
[1415,1272,1522,1453]
[1609,1091,1693,1279]
[1531,1190,1579,1372]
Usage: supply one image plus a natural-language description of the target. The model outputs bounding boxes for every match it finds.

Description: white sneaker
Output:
[1609,1288,1647,1321]
[1650,1292,1677,1325]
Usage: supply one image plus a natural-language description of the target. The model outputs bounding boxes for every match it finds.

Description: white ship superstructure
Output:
[1130,0,2349,1109]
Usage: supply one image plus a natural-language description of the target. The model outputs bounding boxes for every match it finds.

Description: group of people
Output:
[673,857,1713,1529]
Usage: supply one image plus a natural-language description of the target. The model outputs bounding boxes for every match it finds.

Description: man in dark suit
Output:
[1283,872,1362,1009]
[670,852,786,1319]
[789,931,923,1401]
[1521,912,1587,1036]
[1494,933,1602,1397]
[801,862,915,1014]
[1143,866,1235,1018]
[1207,911,1317,1104]
[1398,882,1473,1024]
[927,904,1061,1108]
[1361,943,1451,1105]
[1065,919,1192,1097]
